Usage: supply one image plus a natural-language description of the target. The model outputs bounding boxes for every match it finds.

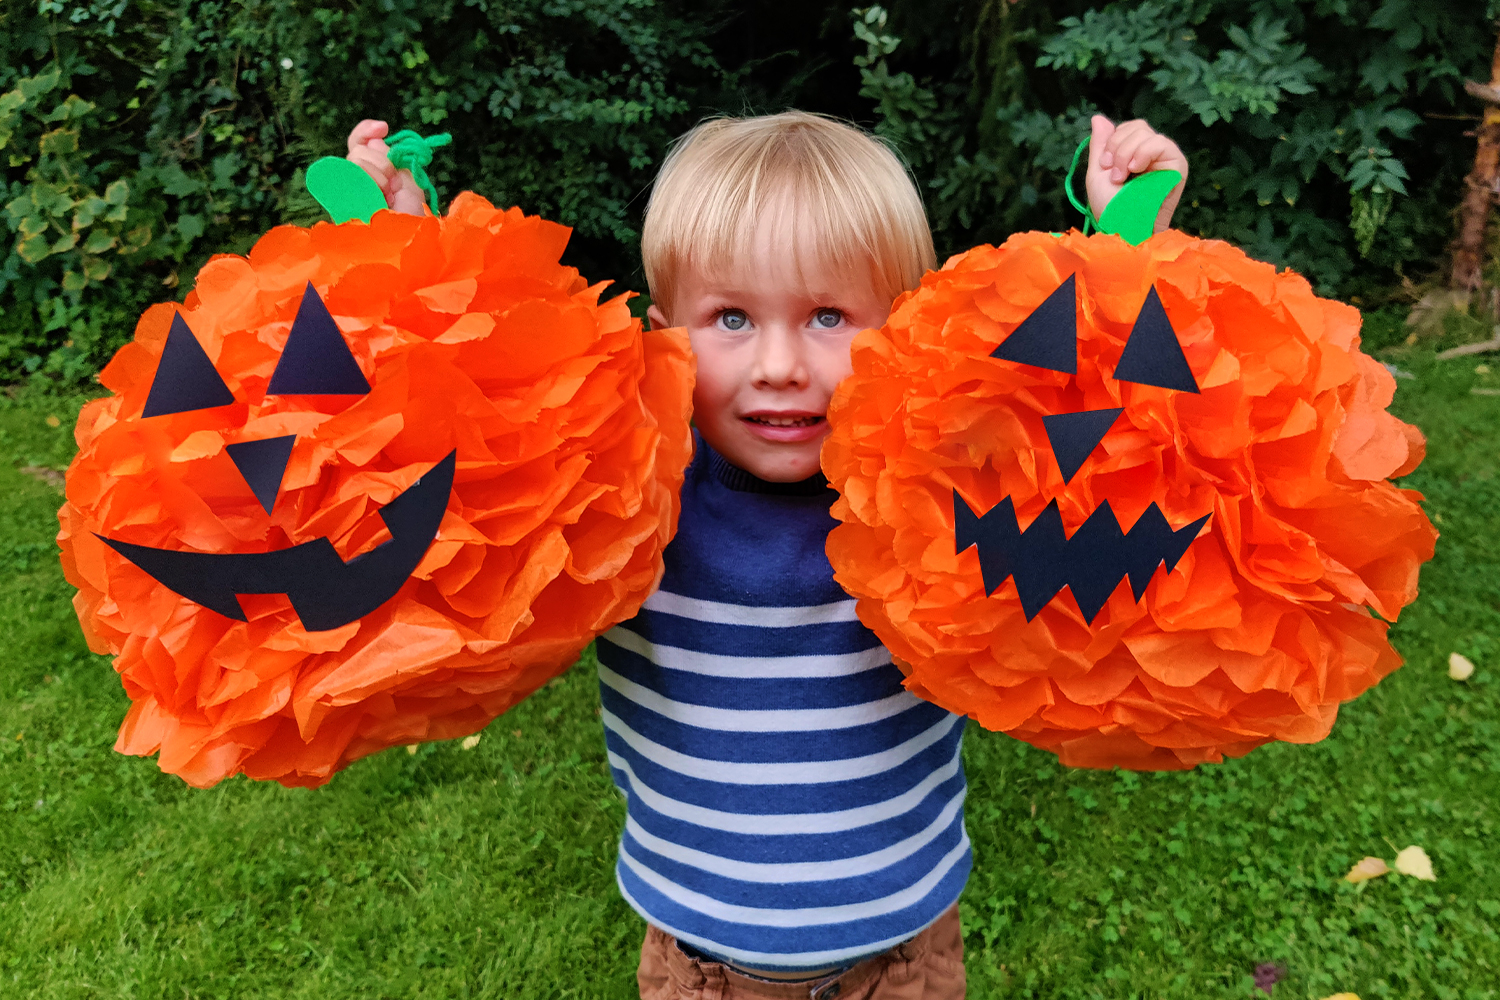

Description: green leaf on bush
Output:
[16,234,51,264]
[121,225,151,252]
[50,232,78,254]
[38,128,79,157]
[16,69,61,104]
[82,230,116,254]
[61,269,87,293]
[73,196,108,230]
[17,215,48,240]
[156,163,203,198]
[0,88,25,120]
[45,95,95,123]
[29,181,73,217]
[81,257,111,281]
[176,214,205,241]
[104,180,129,206]
[3,194,29,225]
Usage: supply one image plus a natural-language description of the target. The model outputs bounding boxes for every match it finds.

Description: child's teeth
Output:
[752,416,819,426]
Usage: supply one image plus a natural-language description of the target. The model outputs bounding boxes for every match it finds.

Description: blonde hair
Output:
[641,111,936,319]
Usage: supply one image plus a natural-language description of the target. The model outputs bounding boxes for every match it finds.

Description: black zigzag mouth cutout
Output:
[953,491,1210,625]
[950,273,1209,623]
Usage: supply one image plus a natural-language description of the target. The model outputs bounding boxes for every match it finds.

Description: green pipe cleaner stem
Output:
[387,129,453,214]
[1064,136,1098,236]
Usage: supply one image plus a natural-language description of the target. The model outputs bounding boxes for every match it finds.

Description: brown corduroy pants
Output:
[636,904,965,1000]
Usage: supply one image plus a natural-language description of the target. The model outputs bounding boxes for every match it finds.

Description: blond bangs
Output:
[641,112,936,318]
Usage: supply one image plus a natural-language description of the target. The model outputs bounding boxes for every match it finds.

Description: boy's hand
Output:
[1085,115,1188,235]
[347,120,427,216]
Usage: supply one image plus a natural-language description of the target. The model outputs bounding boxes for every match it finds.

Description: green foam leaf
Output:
[1096,169,1182,246]
[306,157,388,224]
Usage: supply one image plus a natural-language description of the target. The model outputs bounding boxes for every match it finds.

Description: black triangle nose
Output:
[1041,408,1124,484]
[226,435,297,515]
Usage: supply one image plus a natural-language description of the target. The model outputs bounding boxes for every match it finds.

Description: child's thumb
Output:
[390,169,428,217]
[1088,115,1114,173]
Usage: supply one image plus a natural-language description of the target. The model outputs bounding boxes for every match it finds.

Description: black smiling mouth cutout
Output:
[955,274,1211,624]
[100,284,455,632]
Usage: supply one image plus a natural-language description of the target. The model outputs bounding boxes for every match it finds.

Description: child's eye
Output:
[717,309,749,332]
[813,309,844,329]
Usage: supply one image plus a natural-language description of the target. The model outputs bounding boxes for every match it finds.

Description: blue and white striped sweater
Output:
[596,432,971,972]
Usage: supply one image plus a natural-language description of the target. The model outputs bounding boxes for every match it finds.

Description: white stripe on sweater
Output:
[605,747,964,834]
[618,832,971,927]
[598,664,920,732]
[601,626,891,679]
[622,786,967,883]
[600,707,963,785]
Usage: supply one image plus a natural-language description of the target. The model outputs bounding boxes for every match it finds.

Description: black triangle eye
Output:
[992,274,1077,375]
[142,313,236,418]
[1114,287,1199,393]
[266,283,372,396]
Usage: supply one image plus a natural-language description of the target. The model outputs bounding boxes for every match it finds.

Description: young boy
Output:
[350,112,1187,998]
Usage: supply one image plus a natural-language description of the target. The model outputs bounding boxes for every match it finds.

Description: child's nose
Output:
[750,325,808,388]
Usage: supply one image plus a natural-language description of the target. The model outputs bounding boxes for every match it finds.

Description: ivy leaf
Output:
[38,128,79,156]
[156,162,204,198]
[16,233,52,264]
[15,68,62,104]
[17,215,48,240]
[44,94,94,123]
[5,194,32,225]
[176,213,205,241]
[81,230,116,254]
[28,180,74,217]
[73,195,107,230]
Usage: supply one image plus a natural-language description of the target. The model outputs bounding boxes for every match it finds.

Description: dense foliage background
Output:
[2,0,1497,382]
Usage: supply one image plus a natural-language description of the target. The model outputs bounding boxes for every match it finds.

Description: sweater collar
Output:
[702,436,831,496]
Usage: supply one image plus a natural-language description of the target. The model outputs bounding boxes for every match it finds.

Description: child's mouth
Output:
[742,414,825,442]
[745,416,822,427]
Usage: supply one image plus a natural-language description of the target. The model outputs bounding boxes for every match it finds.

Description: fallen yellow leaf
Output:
[1394,845,1436,881]
[405,744,419,755]
[460,734,482,751]
[1448,652,1475,681]
[1344,856,1390,883]
[1319,994,1361,1000]
[44,414,60,428]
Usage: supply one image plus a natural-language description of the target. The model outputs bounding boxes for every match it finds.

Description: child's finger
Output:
[1106,126,1163,183]
[347,119,390,154]
[1099,117,1155,169]
[1089,115,1116,176]
[347,146,396,195]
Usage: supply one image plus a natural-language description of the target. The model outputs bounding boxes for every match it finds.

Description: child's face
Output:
[648,224,891,483]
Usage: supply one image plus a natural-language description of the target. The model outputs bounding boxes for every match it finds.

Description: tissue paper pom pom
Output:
[59,194,694,788]
[823,230,1435,770]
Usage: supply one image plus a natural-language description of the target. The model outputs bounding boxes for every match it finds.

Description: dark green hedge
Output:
[2,0,1497,383]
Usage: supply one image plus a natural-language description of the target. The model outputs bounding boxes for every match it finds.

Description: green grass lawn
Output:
[2,344,1497,999]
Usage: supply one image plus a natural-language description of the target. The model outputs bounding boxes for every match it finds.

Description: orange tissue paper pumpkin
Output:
[822,210,1436,770]
[58,170,694,788]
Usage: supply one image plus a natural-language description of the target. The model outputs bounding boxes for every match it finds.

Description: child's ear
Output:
[646,303,669,332]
